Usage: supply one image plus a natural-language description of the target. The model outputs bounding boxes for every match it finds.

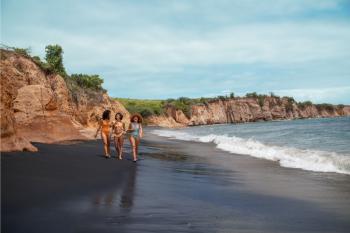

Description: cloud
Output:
[9,20,349,73]
[273,86,350,104]
[2,0,350,102]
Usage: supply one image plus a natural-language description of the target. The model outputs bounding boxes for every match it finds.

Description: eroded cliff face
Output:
[188,97,349,126]
[0,50,129,152]
[146,115,185,128]
[151,97,350,128]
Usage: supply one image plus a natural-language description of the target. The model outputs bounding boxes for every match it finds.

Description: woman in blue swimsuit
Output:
[128,114,143,162]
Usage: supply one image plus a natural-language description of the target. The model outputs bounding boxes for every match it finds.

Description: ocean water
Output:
[151,117,350,175]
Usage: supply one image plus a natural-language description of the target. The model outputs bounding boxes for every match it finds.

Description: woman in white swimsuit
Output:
[128,114,143,162]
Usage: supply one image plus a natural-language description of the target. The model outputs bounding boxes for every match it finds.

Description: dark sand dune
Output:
[2,132,350,233]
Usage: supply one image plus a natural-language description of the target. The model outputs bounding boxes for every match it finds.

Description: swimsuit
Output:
[101,120,110,135]
[113,122,124,138]
[130,122,140,139]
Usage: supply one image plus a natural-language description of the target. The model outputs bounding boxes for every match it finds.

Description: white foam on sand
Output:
[151,129,350,175]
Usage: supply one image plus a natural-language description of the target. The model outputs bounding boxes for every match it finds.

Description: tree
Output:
[45,44,67,77]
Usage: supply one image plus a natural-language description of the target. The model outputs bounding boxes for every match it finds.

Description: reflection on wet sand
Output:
[120,165,137,209]
[93,164,137,212]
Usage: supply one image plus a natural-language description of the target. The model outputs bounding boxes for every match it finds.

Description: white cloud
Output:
[2,0,350,101]
[9,19,349,75]
[273,86,350,104]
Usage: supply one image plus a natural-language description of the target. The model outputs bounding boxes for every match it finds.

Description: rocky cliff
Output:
[0,49,129,152]
[150,96,350,127]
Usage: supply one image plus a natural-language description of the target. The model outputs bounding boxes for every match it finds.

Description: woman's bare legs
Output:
[101,132,110,157]
[114,136,124,159]
[129,136,137,161]
[135,137,140,157]
[119,137,124,159]
[114,137,119,158]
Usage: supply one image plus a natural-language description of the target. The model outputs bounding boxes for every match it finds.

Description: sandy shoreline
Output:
[2,130,350,233]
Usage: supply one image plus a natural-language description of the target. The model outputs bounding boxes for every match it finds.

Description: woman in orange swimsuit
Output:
[95,110,112,158]
[112,112,126,160]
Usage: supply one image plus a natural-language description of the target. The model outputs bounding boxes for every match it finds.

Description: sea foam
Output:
[151,129,350,175]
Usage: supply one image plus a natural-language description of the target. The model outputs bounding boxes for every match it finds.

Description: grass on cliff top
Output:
[116,97,212,118]
[115,98,164,117]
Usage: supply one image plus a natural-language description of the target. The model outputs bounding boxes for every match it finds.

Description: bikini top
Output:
[114,122,124,134]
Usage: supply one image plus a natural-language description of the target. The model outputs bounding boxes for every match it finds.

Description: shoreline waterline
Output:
[150,117,350,175]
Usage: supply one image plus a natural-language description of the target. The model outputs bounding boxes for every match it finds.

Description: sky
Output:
[2,0,350,104]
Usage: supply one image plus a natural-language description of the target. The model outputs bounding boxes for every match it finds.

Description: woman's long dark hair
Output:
[102,110,111,120]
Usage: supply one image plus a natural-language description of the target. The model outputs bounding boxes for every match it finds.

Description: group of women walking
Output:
[95,110,143,162]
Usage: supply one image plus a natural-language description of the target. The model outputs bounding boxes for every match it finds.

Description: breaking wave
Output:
[151,129,350,175]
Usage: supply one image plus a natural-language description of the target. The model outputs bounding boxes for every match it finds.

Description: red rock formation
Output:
[146,115,185,128]
[0,49,129,152]
[150,97,349,128]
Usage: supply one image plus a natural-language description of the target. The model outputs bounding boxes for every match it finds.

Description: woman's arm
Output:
[111,121,115,130]
[95,120,102,138]
[139,124,143,138]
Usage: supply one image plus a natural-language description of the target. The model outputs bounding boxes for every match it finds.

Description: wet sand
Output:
[2,130,350,233]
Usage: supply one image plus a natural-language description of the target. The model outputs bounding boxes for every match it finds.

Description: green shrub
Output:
[199,97,209,105]
[70,74,105,91]
[31,56,53,73]
[283,97,296,112]
[284,96,295,103]
[258,95,267,107]
[140,108,153,118]
[14,47,31,57]
[297,101,313,110]
[315,103,335,112]
[218,95,227,101]
[45,44,67,77]
[246,92,258,98]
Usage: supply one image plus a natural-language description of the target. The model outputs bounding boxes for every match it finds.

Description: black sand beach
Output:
[2,129,350,233]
